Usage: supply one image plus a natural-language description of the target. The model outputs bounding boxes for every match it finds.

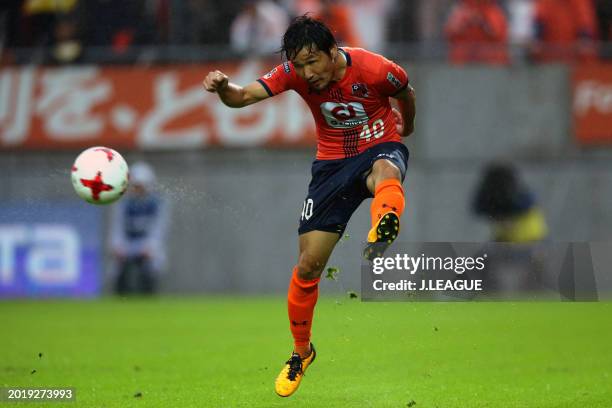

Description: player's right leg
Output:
[275,229,339,397]
[363,153,407,260]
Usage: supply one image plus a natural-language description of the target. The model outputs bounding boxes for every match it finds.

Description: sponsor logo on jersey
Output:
[320,102,369,128]
[283,62,291,73]
[263,67,278,79]
[387,72,402,89]
[351,83,369,98]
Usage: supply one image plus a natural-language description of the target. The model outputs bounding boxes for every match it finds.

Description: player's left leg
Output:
[363,159,405,260]
[291,230,339,355]
[276,229,339,398]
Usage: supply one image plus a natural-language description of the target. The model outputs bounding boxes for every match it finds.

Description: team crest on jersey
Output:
[320,102,369,129]
[387,72,402,89]
[263,67,278,79]
[283,62,291,73]
[351,83,369,98]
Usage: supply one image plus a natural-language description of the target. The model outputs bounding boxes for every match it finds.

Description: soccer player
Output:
[203,16,415,397]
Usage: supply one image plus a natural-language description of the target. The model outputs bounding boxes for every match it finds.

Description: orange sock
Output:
[287,266,320,348]
[370,178,405,227]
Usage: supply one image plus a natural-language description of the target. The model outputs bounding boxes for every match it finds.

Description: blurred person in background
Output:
[471,162,549,295]
[171,0,234,46]
[529,0,599,63]
[418,0,455,42]
[83,0,161,56]
[348,0,393,51]
[145,0,171,44]
[20,0,80,47]
[0,0,21,64]
[504,0,536,59]
[230,0,289,56]
[595,0,612,59]
[1,0,82,64]
[444,0,510,65]
[48,13,83,64]
[472,162,548,243]
[413,0,455,59]
[109,161,170,296]
[291,0,362,47]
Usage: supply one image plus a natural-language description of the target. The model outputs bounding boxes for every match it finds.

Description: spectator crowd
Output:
[0,0,610,64]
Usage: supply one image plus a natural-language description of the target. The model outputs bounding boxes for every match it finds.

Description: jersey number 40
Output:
[359,119,384,142]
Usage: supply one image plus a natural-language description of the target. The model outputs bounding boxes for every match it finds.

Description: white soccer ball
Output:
[71,146,129,205]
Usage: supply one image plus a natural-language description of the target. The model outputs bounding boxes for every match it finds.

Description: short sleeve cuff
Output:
[257,79,274,97]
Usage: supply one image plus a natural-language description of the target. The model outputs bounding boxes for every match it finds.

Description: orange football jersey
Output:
[257,47,409,160]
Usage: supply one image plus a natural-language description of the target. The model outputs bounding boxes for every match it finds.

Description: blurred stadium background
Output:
[1,1,612,407]
[1,0,611,295]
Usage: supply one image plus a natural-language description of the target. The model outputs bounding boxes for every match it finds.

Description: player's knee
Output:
[368,160,401,192]
[296,252,325,280]
[373,159,401,181]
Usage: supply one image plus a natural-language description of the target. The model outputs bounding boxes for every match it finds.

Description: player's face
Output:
[291,45,337,91]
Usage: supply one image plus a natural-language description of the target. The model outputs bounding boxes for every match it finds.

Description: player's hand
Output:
[203,70,229,93]
[392,108,404,136]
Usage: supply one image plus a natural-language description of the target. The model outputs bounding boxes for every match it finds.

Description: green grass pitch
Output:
[1,297,611,407]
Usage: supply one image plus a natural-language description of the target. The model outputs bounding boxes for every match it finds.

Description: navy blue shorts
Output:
[298,141,409,235]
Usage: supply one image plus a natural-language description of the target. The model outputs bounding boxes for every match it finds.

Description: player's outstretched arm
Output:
[203,70,271,108]
[392,84,416,137]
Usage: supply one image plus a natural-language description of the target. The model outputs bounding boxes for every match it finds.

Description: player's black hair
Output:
[281,15,337,61]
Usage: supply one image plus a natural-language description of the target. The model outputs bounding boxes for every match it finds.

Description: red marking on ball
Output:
[94,148,115,162]
[72,166,77,172]
[80,171,114,201]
